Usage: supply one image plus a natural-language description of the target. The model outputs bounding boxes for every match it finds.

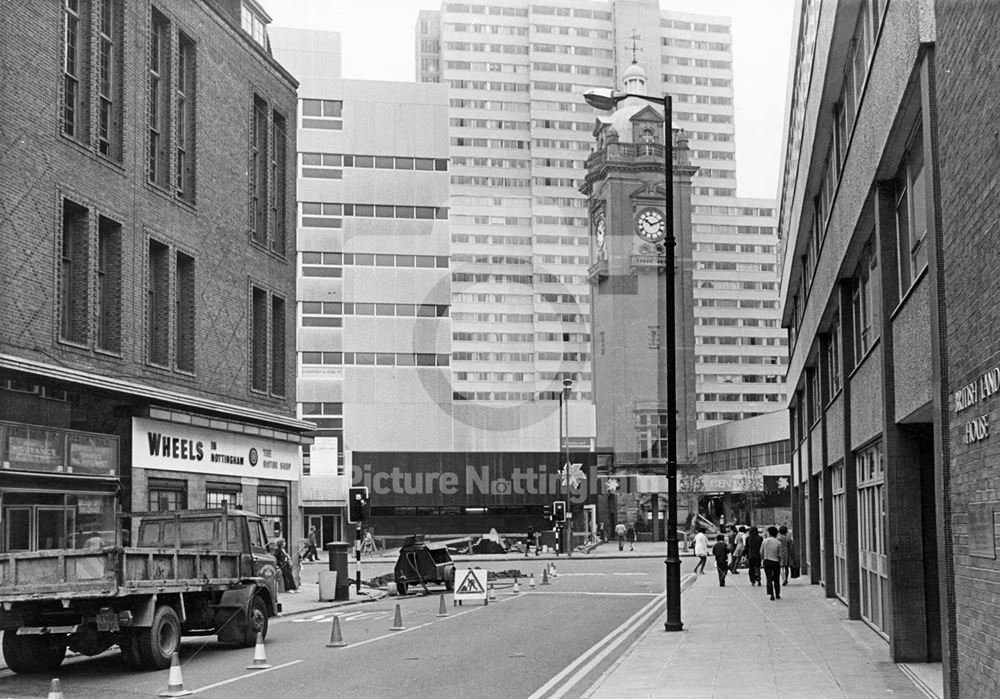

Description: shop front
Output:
[0,420,120,552]
[131,417,301,544]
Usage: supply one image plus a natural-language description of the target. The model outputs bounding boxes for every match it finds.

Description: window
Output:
[301,99,343,130]
[60,199,89,344]
[851,243,877,363]
[148,9,170,187]
[895,121,928,294]
[97,0,123,159]
[271,296,286,396]
[241,2,267,46]
[269,110,287,254]
[63,0,89,140]
[175,33,196,201]
[257,491,287,539]
[206,486,242,510]
[148,479,187,511]
[148,239,170,365]
[827,315,841,397]
[250,95,268,245]
[251,286,287,396]
[175,252,195,372]
[97,216,122,352]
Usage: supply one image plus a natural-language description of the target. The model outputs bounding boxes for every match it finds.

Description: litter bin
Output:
[326,542,351,601]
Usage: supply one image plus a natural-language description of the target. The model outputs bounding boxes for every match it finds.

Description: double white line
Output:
[527,590,669,699]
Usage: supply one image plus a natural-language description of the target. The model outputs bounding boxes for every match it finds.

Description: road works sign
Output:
[453,568,488,604]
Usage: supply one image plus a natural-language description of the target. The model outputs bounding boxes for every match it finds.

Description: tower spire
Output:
[627,29,642,64]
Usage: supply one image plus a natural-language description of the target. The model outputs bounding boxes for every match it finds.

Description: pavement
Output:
[287,542,944,699]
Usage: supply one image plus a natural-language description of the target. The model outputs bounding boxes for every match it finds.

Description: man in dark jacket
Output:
[745,526,763,586]
[711,534,729,587]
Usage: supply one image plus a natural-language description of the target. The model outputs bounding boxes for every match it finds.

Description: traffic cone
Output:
[541,566,550,585]
[436,594,449,617]
[47,679,65,699]
[245,631,272,670]
[529,573,536,589]
[390,603,405,631]
[488,582,497,601]
[551,562,558,578]
[511,578,520,595]
[159,652,192,696]
[326,615,347,648]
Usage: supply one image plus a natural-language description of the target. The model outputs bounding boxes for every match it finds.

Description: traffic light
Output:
[552,500,566,523]
[348,487,370,523]
[542,503,552,520]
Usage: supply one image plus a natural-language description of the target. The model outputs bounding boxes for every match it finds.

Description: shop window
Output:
[148,479,187,511]
[257,491,287,539]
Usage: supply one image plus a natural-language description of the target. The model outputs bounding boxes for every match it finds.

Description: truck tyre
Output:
[2,631,67,674]
[137,605,181,670]
[242,595,269,647]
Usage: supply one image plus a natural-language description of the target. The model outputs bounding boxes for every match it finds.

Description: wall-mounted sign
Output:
[968,503,997,559]
[132,418,299,482]
[955,366,1000,444]
[1,421,119,477]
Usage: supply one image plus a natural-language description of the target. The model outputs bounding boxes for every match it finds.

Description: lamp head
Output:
[583,88,624,111]
[562,378,574,390]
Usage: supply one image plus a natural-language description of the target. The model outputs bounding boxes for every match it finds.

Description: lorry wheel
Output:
[2,632,67,674]
[242,596,269,647]
[137,605,181,670]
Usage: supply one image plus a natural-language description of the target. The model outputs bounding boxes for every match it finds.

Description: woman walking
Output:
[692,527,709,574]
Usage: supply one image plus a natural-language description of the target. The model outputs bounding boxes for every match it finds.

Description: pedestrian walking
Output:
[761,526,782,600]
[615,521,627,551]
[745,526,763,586]
[303,525,320,562]
[730,526,747,574]
[711,534,729,586]
[626,523,636,551]
[692,527,709,574]
[778,525,798,584]
[273,538,298,593]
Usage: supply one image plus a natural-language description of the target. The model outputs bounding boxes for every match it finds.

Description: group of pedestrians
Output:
[692,523,798,600]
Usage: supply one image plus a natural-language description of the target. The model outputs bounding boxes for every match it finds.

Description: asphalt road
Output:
[0,556,673,698]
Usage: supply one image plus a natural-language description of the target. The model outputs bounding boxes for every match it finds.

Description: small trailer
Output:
[0,509,280,674]
[393,535,456,596]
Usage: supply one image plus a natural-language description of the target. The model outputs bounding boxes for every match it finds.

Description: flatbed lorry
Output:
[0,508,280,674]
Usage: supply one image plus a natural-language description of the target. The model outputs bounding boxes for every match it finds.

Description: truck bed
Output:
[0,547,250,601]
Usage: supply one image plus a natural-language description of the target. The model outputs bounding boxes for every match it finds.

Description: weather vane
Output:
[627,29,642,64]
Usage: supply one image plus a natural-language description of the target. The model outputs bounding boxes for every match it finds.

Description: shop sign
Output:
[1,422,119,477]
[132,418,299,481]
[955,366,1000,444]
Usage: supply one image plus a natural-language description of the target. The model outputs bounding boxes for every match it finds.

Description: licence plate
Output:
[96,610,119,632]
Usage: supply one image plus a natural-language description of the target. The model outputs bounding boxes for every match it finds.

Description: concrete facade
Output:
[777,0,955,691]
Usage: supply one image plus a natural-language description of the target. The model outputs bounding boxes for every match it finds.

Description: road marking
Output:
[338,622,433,649]
[189,660,302,694]
[527,591,659,597]
[288,610,389,624]
[527,593,666,699]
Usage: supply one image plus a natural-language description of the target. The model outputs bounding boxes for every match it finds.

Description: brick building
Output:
[0,0,312,554]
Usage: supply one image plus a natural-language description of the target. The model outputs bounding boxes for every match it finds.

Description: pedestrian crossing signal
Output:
[553,500,566,522]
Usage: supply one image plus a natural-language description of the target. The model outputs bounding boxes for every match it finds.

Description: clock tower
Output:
[580,63,698,538]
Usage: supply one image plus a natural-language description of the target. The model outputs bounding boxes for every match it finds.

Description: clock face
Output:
[635,208,665,242]
[595,215,606,249]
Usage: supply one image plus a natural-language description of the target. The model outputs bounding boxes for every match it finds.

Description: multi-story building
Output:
[416,0,786,433]
[0,0,311,553]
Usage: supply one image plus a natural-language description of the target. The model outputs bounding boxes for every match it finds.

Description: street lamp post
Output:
[583,88,682,632]
[559,378,573,556]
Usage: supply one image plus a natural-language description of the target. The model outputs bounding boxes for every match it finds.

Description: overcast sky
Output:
[263,1,795,202]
